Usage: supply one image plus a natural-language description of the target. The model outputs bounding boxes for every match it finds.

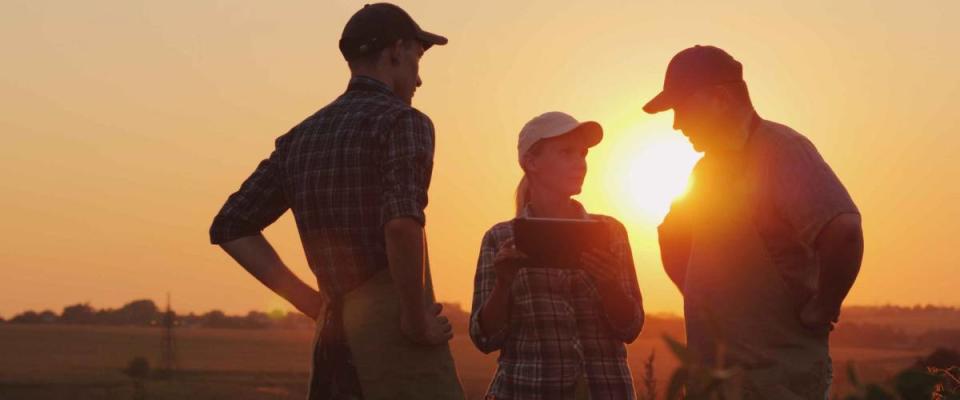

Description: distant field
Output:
[841,310,960,334]
[0,324,927,399]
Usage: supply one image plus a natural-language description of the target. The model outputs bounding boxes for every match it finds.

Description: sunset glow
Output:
[1,1,958,319]
[586,121,701,225]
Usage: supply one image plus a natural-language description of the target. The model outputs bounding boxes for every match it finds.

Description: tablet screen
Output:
[512,217,609,269]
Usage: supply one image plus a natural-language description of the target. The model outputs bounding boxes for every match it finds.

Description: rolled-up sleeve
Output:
[469,228,510,353]
[768,135,859,247]
[209,136,290,244]
[379,109,435,227]
[602,219,645,343]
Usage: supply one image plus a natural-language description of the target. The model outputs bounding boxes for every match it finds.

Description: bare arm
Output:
[658,209,692,294]
[658,160,700,295]
[385,218,428,326]
[803,213,864,326]
[209,139,319,318]
[219,234,323,319]
[385,217,452,345]
[658,229,690,293]
[763,134,862,330]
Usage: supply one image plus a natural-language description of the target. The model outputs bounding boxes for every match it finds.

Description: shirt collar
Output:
[346,75,396,97]
[520,199,590,219]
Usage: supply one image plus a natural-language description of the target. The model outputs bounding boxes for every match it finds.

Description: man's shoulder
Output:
[405,106,433,125]
[328,91,410,119]
[311,94,433,131]
[752,118,822,164]
[392,106,435,135]
[756,119,815,150]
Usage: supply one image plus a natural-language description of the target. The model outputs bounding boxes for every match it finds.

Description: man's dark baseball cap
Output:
[643,45,744,114]
[339,3,448,61]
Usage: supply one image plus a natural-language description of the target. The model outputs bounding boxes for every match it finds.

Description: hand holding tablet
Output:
[512,217,610,269]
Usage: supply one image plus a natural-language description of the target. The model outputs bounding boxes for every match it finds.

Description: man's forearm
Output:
[814,213,864,314]
[219,234,322,319]
[658,226,691,293]
[661,259,687,293]
[384,218,428,322]
[658,206,692,293]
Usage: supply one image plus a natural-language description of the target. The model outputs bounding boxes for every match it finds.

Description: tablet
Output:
[512,217,610,269]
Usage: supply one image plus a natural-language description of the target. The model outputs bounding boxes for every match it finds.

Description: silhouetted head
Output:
[515,112,603,215]
[644,45,755,153]
[339,3,447,104]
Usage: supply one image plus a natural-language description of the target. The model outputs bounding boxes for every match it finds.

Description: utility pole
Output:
[159,292,178,378]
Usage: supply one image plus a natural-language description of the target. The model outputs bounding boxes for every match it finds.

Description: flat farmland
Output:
[0,324,926,399]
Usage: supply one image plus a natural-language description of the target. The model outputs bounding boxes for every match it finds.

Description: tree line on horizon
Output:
[0,299,477,331]
[0,299,321,330]
[3,300,960,351]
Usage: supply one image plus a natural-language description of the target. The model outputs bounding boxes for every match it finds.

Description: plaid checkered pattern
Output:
[469,203,644,400]
[210,76,435,298]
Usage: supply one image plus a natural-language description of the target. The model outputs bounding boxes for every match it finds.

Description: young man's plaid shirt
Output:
[210,75,435,298]
[210,76,435,399]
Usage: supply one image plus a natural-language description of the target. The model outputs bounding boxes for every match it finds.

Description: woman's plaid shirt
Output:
[209,76,435,298]
[469,204,645,399]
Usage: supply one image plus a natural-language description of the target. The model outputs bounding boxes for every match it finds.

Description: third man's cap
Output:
[643,45,744,114]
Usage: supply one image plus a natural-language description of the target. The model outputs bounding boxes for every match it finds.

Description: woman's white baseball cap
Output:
[517,112,603,163]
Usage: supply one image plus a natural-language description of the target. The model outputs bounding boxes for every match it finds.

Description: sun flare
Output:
[584,120,702,225]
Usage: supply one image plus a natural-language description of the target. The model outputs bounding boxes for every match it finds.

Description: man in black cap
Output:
[210,3,464,399]
[646,45,864,399]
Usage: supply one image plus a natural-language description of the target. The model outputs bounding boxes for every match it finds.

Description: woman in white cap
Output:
[468,112,645,399]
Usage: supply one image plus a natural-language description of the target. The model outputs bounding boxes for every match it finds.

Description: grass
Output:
[0,324,928,399]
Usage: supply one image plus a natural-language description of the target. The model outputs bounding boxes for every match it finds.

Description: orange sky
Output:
[1,0,958,318]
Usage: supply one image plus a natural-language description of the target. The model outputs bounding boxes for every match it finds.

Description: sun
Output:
[582,119,701,225]
[622,135,701,218]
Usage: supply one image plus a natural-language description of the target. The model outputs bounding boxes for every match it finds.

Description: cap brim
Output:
[564,121,604,148]
[643,90,676,114]
[416,30,448,50]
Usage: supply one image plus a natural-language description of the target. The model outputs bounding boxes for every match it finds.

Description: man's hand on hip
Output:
[799,294,838,334]
[400,303,453,346]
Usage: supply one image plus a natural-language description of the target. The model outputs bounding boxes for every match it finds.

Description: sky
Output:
[1,0,958,318]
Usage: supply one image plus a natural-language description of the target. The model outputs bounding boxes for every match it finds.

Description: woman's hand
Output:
[493,238,527,287]
[582,248,643,339]
[581,249,621,289]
